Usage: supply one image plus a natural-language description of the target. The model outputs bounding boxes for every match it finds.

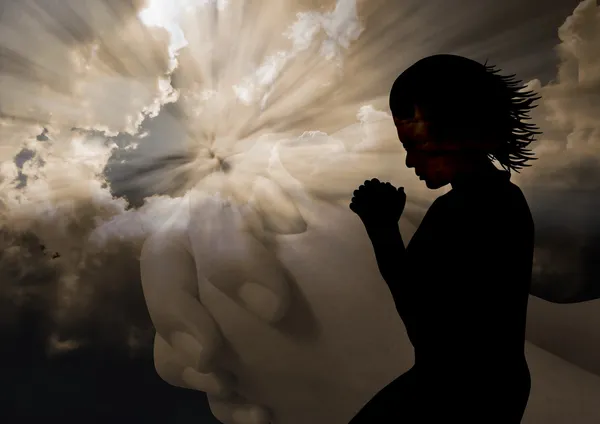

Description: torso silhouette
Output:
[352,169,534,423]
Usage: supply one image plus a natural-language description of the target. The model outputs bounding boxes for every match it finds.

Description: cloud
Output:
[512,0,600,302]
[0,126,151,354]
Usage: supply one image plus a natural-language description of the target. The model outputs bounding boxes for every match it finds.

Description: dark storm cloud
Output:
[511,0,600,304]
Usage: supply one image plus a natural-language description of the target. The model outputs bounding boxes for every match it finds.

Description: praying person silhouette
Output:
[349,54,540,423]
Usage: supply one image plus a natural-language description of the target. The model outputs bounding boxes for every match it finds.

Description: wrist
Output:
[364,219,399,236]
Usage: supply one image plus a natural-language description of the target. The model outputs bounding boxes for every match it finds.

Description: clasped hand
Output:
[350,178,407,226]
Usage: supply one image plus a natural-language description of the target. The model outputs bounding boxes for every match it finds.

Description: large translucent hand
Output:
[140,193,413,424]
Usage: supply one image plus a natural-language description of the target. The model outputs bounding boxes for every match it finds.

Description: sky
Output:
[0,0,599,422]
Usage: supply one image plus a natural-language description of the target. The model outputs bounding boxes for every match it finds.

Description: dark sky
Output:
[0,248,220,423]
[0,0,598,423]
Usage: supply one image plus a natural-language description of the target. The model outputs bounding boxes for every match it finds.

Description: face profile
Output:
[393,106,502,190]
[392,107,459,190]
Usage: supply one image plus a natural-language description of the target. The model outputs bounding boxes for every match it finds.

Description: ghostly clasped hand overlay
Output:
[140,187,412,424]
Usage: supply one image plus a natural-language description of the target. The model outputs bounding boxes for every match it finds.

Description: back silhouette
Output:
[349,54,540,423]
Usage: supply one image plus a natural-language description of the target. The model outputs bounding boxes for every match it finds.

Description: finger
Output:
[154,333,234,397]
[383,182,395,192]
[189,196,290,323]
[153,332,187,388]
[208,394,271,424]
[141,230,222,372]
[182,367,235,398]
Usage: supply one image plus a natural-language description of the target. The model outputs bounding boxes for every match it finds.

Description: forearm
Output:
[366,222,405,281]
[365,222,414,324]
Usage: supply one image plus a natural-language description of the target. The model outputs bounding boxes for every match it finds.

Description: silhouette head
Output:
[389,54,541,190]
